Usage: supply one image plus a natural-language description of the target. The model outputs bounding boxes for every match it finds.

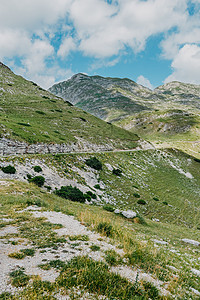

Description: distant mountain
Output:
[49,75,200,146]
[0,63,142,155]
[49,73,159,122]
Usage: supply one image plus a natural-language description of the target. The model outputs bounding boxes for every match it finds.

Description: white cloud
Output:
[137,75,153,90]
[71,0,188,58]
[0,0,72,30]
[165,44,200,84]
[58,37,76,58]
[0,0,200,87]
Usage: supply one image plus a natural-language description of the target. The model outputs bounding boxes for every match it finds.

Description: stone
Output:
[114,209,121,214]
[191,268,200,277]
[121,210,137,219]
[181,239,200,246]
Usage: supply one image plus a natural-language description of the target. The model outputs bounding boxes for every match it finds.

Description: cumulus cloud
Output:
[58,37,77,58]
[137,75,153,89]
[72,0,187,58]
[0,0,200,86]
[164,44,200,84]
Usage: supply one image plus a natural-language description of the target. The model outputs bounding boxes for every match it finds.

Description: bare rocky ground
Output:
[0,205,170,299]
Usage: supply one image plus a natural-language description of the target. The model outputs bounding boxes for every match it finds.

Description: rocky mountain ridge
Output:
[49,73,200,123]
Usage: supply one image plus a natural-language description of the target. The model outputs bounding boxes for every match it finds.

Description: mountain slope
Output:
[49,73,156,122]
[49,74,200,156]
[0,63,141,154]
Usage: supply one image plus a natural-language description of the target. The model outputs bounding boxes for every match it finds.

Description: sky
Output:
[0,0,200,90]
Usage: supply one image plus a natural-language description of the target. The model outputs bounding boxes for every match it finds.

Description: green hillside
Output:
[0,63,139,150]
[1,64,200,299]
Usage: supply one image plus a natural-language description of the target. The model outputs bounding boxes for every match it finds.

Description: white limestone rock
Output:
[121,210,137,219]
[181,239,200,246]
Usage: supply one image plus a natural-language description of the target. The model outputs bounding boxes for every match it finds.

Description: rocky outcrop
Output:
[0,137,113,156]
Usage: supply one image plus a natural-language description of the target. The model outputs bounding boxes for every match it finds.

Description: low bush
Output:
[97,222,114,237]
[69,235,89,241]
[86,191,97,199]
[45,185,51,191]
[17,122,31,127]
[104,249,122,266]
[9,268,30,287]
[112,168,122,176]
[35,110,46,115]
[137,199,146,205]
[153,197,159,201]
[55,185,86,203]
[162,201,168,205]
[29,176,45,187]
[133,193,140,198]
[85,157,102,170]
[103,204,115,212]
[1,165,16,174]
[33,165,42,172]
[94,184,101,189]
[90,245,100,251]
[84,194,91,202]
[194,157,200,163]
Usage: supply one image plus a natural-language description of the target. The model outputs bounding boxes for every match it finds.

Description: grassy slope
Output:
[115,109,200,157]
[0,65,138,149]
[2,148,200,229]
[0,180,199,299]
[49,74,200,155]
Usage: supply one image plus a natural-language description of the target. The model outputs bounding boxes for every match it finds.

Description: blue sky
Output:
[0,0,200,89]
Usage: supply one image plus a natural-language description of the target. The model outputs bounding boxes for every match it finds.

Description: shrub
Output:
[194,158,200,163]
[90,245,100,251]
[97,222,114,237]
[103,204,115,212]
[69,235,89,241]
[45,185,51,191]
[94,184,101,189]
[35,110,46,115]
[137,199,146,205]
[55,185,85,203]
[29,176,45,187]
[84,194,91,202]
[133,193,140,198]
[112,168,122,176]
[86,191,97,199]
[9,268,30,287]
[1,165,16,174]
[85,157,102,170]
[17,122,31,127]
[80,117,86,122]
[27,174,32,180]
[105,250,122,266]
[153,197,159,201]
[33,165,42,172]
[162,201,168,205]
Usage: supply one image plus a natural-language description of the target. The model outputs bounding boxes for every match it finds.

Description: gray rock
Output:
[191,268,200,277]
[0,137,113,156]
[114,209,121,214]
[181,239,200,246]
[121,210,137,219]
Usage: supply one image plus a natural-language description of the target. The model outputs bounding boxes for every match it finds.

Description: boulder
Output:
[121,210,137,219]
